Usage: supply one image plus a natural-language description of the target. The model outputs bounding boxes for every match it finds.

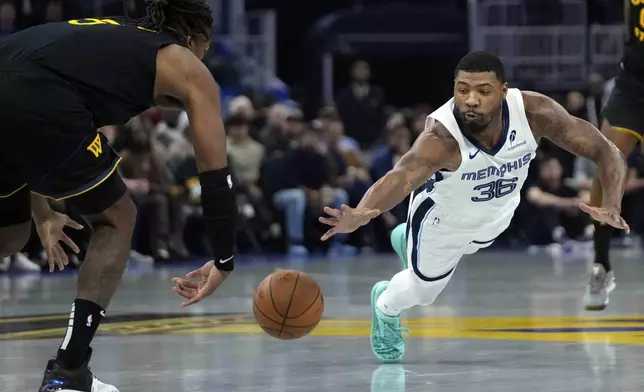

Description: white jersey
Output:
[423,88,538,224]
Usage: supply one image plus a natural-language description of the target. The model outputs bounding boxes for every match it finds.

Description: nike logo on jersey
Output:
[218,255,234,264]
[469,150,480,159]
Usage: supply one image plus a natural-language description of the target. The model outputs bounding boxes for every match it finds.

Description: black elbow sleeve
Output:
[199,168,237,271]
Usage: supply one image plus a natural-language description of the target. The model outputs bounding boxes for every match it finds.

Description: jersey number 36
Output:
[471,177,518,202]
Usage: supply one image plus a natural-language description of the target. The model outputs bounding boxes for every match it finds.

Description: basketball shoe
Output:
[390,224,408,270]
[583,263,616,311]
[370,281,407,362]
[39,348,119,392]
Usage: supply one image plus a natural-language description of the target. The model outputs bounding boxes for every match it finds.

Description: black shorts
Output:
[0,61,126,226]
[602,68,644,143]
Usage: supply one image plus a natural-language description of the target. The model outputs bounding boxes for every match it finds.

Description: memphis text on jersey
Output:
[461,152,532,181]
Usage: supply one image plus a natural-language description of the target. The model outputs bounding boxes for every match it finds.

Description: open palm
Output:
[318,204,380,241]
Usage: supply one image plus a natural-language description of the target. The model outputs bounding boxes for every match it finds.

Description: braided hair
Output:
[127,0,213,41]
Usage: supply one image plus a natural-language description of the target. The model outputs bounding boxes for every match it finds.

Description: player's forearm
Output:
[356,169,414,214]
[595,143,628,210]
[187,101,237,271]
[30,194,54,221]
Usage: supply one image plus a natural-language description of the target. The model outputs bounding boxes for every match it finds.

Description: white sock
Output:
[376,269,453,316]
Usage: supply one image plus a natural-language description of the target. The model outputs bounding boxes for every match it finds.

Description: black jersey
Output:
[623,1,644,77]
[0,18,184,127]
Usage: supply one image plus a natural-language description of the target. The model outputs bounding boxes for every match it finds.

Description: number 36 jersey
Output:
[0,18,184,127]
[424,88,538,224]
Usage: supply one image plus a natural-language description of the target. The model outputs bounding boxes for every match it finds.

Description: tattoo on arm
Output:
[395,148,438,194]
[524,91,627,209]
[356,119,459,212]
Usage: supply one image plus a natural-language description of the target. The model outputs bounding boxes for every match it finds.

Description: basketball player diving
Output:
[583,0,644,311]
[0,1,237,391]
[319,51,630,362]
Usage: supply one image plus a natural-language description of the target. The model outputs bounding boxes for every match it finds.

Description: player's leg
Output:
[37,132,133,392]
[585,79,643,310]
[371,195,466,362]
[0,186,33,259]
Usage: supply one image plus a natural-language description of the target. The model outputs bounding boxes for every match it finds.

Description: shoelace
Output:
[589,271,606,293]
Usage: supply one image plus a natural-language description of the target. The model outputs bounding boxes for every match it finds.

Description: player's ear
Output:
[502,82,508,99]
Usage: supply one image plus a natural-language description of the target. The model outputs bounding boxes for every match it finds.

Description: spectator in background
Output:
[321,118,374,250]
[43,0,62,23]
[0,252,41,273]
[408,105,433,141]
[227,115,264,191]
[226,114,273,235]
[336,60,386,149]
[261,104,304,156]
[120,115,189,260]
[227,95,261,140]
[370,124,412,226]
[0,2,16,38]
[525,156,592,246]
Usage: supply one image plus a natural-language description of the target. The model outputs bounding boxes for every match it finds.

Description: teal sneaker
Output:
[390,224,408,270]
[370,281,407,362]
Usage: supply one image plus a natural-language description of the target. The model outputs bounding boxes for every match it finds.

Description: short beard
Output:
[460,118,490,135]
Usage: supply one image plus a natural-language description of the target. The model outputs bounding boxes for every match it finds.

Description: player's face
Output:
[454,71,507,135]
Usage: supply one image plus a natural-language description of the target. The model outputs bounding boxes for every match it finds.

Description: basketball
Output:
[252,269,324,340]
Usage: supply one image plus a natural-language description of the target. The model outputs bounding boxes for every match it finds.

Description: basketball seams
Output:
[254,270,323,340]
[253,300,318,329]
[285,288,322,319]
[278,272,300,336]
[268,273,285,318]
[252,300,285,325]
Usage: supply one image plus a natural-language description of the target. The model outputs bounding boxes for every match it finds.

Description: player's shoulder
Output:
[518,90,558,115]
[423,116,460,154]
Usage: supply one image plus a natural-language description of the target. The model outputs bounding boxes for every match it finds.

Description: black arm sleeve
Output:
[199,168,238,271]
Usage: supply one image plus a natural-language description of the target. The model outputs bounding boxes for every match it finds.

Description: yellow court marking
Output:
[166,315,644,345]
[4,314,644,345]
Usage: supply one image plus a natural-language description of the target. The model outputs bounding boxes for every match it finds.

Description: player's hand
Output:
[34,212,84,272]
[172,260,231,307]
[579,203,630,234]
[318,204,380,241]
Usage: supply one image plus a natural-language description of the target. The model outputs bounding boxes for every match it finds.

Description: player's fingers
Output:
[323,206,342,217]
[172,277,199,289]
[321,228,336,241]
[172,285,196,299]
[181,293,205,308]
[578,203,595,215]
[65,218,84,230]
[340,204,353,213]
[318,217,337,226]
[618,217,631,234]
[61,233,81,254]
[185,268,202,279]
[53,244,67,270]
[45,247,55,273]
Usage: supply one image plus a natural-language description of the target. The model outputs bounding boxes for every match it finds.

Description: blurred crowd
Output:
[1,1,643,273]
[4,58,643,274]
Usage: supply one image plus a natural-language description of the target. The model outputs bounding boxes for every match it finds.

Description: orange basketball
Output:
[252,269,324,340]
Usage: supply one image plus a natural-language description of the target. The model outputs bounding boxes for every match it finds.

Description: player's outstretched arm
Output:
[357,119,457,213]
[523,91,630,232]
[155,44,235,305]
[319,119,458,240]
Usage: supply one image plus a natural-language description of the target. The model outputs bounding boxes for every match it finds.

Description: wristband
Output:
[199,168,237,271]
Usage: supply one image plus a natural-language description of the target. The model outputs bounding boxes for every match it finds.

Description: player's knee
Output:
[0,222,31,258]
[408,269,450,306]
[88,193,137,234]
